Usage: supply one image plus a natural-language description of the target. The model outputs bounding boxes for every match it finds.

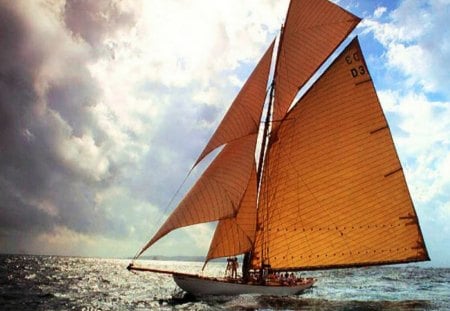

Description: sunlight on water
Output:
[1,255,449,310]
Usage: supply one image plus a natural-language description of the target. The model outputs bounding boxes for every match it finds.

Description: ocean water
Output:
[1,255,449,310]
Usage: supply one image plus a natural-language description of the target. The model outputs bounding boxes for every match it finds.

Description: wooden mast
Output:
[242,22,286,278]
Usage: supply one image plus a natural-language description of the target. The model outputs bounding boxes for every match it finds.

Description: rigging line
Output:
[256,80,277,268]
[254,24,285,269]
[288,151,354,261]
[265,116,316,263]
[278,119,314,259]
[290,19,360,34]
[260,132,284,264]
[134,165,196,260]
[245,83,273,130]
[263,140,276,265]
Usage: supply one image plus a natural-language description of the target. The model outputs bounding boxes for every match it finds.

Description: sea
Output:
[1,254,449,310]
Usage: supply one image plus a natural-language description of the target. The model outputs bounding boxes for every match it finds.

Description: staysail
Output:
[205,167,258,261]
[251,38,429,271]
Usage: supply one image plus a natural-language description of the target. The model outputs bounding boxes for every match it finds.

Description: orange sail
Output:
[273,0,360,126]
[205,167,258,262]
[138,134,257,257]
[252,38,429,270]
[195,40,275,165]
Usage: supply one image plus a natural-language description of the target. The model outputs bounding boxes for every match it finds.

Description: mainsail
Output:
[252,38,429,271]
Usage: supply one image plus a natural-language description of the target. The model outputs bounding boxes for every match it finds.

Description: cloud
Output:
[361,0,450,95]
[362,0,450,265]
[64,0,135,54]
[378,90,450,204]
[373,6,387,18]
[0,0,289,257]
[0,0,141,253]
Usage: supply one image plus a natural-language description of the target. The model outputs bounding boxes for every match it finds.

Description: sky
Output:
[0,0,449,267]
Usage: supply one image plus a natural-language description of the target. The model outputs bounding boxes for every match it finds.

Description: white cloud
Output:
[362,0,450,94]
[373,6,387,18]
[101,0,287,90]
[361,1,450,264]
[378,90,450,213]
[33,226,139,257]
[1,0,293,258]
[143,224,215,257]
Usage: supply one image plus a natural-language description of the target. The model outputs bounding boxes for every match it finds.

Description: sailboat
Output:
[128,0,429,296]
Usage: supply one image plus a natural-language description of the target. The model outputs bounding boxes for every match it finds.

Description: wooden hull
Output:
[173,274,315,296]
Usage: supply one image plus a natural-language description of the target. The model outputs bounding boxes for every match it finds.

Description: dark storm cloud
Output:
[0,2,53,233]
[0,0,136,249]
[64,0,135,52]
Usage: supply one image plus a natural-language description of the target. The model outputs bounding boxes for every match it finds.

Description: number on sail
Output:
[346,51,367,78]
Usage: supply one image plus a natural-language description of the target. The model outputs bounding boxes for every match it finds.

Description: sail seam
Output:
[384,168,403,178]
[355,78,372,86]
[296,19,362,32]
[370,125,388,134]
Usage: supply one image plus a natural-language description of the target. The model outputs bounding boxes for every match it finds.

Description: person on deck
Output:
[288,272,296,285]
[231,257,239,279]
[225,257,232,277]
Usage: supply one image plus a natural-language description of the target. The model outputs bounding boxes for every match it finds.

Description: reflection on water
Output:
[0,255,448,310]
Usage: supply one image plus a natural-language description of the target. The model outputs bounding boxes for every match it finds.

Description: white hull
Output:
[173,274,315,296]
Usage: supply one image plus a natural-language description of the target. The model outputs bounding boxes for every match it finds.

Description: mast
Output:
[255,2,289,185]
[243,24,285,277]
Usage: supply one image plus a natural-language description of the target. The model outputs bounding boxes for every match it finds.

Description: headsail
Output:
[273,0,360,126]
[205,167,258,262]
[194,40,275,166]
[252,38,429,271]
[136,42,274,258]
[137,134,257,257]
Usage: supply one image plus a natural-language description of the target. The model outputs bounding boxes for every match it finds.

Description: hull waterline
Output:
[173,274,315,296]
